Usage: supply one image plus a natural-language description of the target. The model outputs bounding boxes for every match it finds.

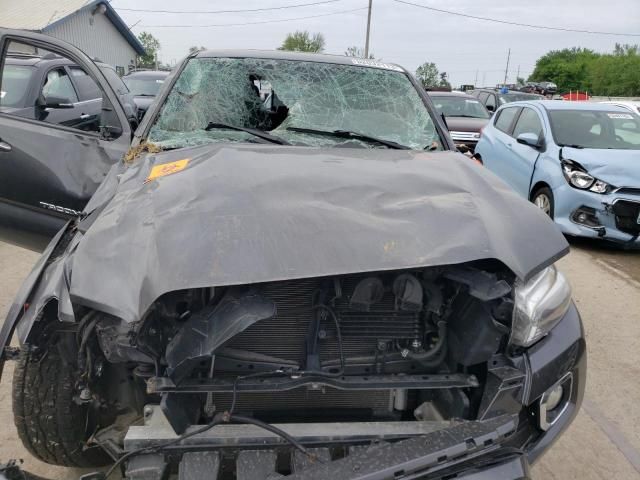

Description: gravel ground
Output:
[1,240,639,479]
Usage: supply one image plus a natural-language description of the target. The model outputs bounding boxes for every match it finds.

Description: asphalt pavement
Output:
[1,239,639,479]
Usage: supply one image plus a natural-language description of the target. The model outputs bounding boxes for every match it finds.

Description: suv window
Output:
[512,107,543,138]
[477,92,488,103]
[0,64,34,108]
[494,107,519,134]
[69,66,101,100]
[42,68,78,102]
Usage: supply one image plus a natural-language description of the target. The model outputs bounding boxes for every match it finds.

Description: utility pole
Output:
[364,0,373,58]
[503,48,511,86]
[474,69,478,86]
[516,64,520,80]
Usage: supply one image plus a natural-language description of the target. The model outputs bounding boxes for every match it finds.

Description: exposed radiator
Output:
[225,276,423,366]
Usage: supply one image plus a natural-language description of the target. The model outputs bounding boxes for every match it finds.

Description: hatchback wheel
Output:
[532,187,554,219]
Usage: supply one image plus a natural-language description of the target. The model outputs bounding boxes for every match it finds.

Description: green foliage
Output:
[344,46,374,59]
[137,32,160,68]
[415,62,439,88]
[278,31,325,53]
[529,44,640,96]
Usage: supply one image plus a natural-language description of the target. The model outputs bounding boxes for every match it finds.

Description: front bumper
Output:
[449,131,481,152]
[553,184,640,246]
[105,304,584,480]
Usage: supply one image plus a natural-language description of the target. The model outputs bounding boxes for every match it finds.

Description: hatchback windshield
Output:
[124,77,165,96]
[549,110,640,150]
[431,95,489,119]
[0,65,33,108]
[148,57,442,150]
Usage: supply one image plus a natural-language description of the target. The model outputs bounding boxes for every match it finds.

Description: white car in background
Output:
[600,100,640,115]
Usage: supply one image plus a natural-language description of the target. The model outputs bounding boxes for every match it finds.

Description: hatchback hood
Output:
[444,116,489,132]
[70,144,568,322]
[563,146,640,187]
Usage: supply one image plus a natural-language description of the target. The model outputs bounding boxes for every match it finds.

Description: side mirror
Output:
[38,95,74,109]
[516,132,543,149]
[486,104,495,113]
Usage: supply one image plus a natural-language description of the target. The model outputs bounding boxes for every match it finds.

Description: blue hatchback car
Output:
[475,101,640,246]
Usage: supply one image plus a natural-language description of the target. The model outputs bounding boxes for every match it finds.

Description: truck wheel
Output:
[12,345,110,467]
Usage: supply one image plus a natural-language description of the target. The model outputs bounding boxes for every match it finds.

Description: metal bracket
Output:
[147,373,479,394]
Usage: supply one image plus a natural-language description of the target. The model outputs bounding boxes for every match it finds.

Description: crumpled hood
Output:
[70,144,568,322]
[563,146,640,187]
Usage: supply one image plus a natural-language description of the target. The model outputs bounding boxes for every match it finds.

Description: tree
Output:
[344,46,374,59]
[189,46,206,54]
[278,31,325,53]
[137,32,160,68]
[516,76,526,86]
[528,45,640,96]
[439,72,451,89]
[415,62,439,88]
[529,47,598,93]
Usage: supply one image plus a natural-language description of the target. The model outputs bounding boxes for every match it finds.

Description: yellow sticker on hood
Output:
[146,159,190,182]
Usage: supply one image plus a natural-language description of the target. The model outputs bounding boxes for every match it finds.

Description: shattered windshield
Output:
[147,57,442,150]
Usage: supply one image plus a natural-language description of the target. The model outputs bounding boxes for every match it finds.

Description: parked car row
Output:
[519,81,558,96]
[469,88,544,113]
[475,100,640,246]
[0,29,585,480]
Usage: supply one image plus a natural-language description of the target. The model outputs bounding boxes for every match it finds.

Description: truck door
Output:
[0,30,131,251]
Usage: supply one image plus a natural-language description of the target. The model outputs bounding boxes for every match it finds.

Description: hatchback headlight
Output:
[561,161,613,194]
[510,266,572,347]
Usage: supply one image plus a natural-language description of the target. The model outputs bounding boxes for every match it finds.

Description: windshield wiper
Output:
[286,126,410,150]
[558,143,585,149]
[205,122,290,145]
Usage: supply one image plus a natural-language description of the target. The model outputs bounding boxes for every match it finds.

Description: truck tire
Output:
[12,346,110,467]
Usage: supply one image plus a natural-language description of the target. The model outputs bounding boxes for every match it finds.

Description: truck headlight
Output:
[510,266,572,347]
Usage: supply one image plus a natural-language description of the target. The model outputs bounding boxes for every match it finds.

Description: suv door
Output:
[0,29,131,251]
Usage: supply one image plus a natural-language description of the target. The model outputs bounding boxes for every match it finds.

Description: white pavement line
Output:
[593,259,640,289]
[582,399,640,475]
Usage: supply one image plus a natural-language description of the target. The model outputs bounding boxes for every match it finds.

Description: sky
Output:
[111,0,640,87]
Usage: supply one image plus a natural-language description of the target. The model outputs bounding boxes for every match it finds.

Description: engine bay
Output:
[73,263,517,437]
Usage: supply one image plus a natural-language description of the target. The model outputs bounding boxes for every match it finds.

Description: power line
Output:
[393,0,640,37]
[117,0,341,15]
[136,7,368,28]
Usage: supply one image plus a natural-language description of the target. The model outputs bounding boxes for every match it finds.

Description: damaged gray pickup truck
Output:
[0,30,585,480]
